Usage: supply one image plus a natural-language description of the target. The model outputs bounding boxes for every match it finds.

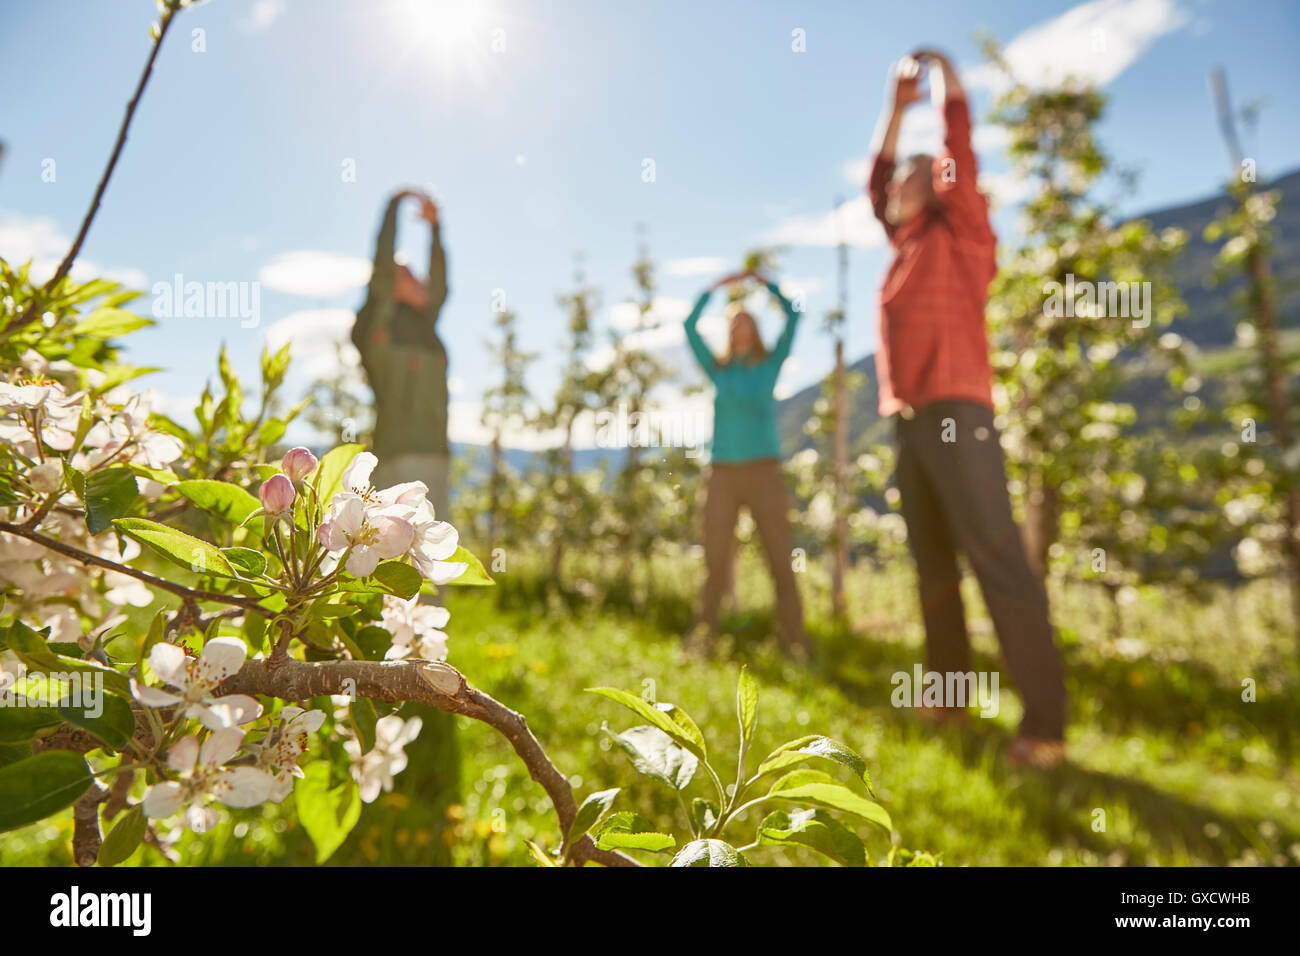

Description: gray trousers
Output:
[894,401,1065,740]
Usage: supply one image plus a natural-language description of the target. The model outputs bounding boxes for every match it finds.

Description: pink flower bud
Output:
[259,473,296,514]
[281,446,318,483]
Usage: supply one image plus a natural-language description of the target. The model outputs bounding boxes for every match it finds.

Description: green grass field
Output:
[5,553,1297,867]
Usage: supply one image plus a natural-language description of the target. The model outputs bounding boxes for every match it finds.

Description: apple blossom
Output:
[253,706,328,802]
[132,637,263,730]
[281,445,318,483]
[382,596,450,662]
[316,494,415,578]
[142,729,274,832]
[259,472,296,514]
[344,713,423,803]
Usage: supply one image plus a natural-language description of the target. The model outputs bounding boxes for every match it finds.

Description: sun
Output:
[385,0,499,92]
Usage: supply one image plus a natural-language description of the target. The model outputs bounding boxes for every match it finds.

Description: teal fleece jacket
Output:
[683,280,800,464]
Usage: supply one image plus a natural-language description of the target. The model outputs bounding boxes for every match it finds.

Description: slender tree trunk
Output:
[1022,477,1059,584]
[487,433,502,555]
[831,339,850,620]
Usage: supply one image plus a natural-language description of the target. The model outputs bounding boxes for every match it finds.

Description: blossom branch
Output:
[218,657,641,867]
[0,520,275,619]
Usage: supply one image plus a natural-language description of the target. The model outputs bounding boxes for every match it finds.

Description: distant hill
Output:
[777,168,1300,455]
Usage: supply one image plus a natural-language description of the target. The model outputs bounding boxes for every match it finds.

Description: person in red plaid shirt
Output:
[866,50,1066,768]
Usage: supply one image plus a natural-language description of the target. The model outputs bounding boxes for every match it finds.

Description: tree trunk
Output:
[1022,477,1059,585]
[831,339,850,620]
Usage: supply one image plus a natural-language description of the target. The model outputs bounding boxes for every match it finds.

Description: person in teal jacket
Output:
[684,268,809,656]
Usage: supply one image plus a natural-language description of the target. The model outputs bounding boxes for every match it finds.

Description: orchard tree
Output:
[980,40,1190,588]
[1204,68,1300,637]
[479,305,536,557]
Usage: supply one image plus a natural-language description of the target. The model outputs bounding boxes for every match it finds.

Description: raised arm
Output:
[867,56,923,232]
[683,288,717,381]
[420,196,449,320]
[763,278,801,368]
[367,191,406,304]
[913,49,990,239]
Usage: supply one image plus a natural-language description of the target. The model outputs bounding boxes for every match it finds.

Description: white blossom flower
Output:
[142,729,274,832]
[381,596,450,661]
[316,493,415,578]
[405,499,465,583]
[324,452,464,582]
[253,706,328,802]
[132,637,262,730]
[344,714,423,803]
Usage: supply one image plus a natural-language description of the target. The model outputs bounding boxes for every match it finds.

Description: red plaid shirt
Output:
[867,98,997,417]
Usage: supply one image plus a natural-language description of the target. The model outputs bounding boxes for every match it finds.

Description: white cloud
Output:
[965,0,1188,93]
[762,194,885,249]
[262,308,358,379]
[978,169,1037,209]
[0,211,147,290]
[240,0,287,33]
[258,251,372,298]
[663,256,729,277]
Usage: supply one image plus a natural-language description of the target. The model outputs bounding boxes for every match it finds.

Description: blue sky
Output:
[2,0,1298,449]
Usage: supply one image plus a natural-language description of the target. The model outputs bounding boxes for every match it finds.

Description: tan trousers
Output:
[699,459,806,648]
[374,451,452,525]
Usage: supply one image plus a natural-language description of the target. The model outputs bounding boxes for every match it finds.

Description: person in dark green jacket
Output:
[352,188,452,521]
[684,268,809,655]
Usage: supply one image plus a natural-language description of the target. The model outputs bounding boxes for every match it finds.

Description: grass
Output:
[4,551,1297,867]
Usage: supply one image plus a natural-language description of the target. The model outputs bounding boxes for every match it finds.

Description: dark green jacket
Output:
[353,194,450,456]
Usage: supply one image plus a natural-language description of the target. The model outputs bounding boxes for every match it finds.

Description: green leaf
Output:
[441,546,495,586]
[82,466,139,535]
[587,687,707,763]
[175,479,262,529]
[257,418,286,447]
[0,704,61,743]
[72,307,152,339]
[125,462,178,487]
[525,839,560,867]
[350,699,378,753]
[137,611,166,676]
[0,751,93,832]
[737,666,758,746]
[755,735,873,793]
[567,787,619,847]
[602,723,697,791]
[757,808,866,866]
[261,343,292,389]
[593,812,675,853]
[766,769,891,833]
[4,622,131,698]
[98,804,147,867]
[690,798,719,834]
[308,601,360,620]
[0,742,32,768]
[669,839,748,867]
[222,547,267,578]
[295,762,362,864]
[113,517,234,578]
[352,626,392,661]
[371,560,422,599]
[313,444,365,507]
[58,691,136,751]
